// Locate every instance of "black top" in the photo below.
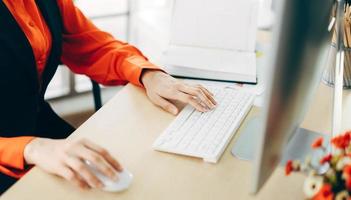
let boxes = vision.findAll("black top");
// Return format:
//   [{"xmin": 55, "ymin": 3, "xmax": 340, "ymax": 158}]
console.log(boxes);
[
  {"xmin": 0, "ymin": 0, "xmax": 74, "ymax": 138},
  {"xmin": 0, "ymin": 0, "xmax": 76, "ymax": 193}
]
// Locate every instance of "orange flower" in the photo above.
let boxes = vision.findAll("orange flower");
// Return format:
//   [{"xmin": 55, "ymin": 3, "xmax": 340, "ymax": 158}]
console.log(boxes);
[
  {"xmin": 342, "ymin": 165, "xmax": 351, "ymax": 191},
  {"xmin": 345, "ymin": 178, "xmax": 351, "ymax": 190},
  {"xmin": 312, "ymin": 137, "xmax": 324, "ymax": 149},
  {"xmin": 285, "ymin": 160, "xmax": 293, "ymax": 176},
  {"xmin": 343, "ymin": 165, "xmax": 351, "ymax": 180},
  {"xmin": 312, "ymin": 184, "xmax": 334, "ymax": 200},
  {"xmin": 331, "ymin": 134, "xmax": 351, "ymax": 149},
  {"xmin": 320, "ymin": 154, "xmax": 332, "ymax": 164}
]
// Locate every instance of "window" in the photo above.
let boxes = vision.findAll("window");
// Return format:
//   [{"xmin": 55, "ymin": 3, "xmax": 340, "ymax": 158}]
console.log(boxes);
[
  {"xmin": 128, "ymin": 0, "xmax": 173, "ymax": 63},
  {"xmin": 45, "ymin": 66, "xmax": 70, "ymax": 99},
  {"xmin": 45, "ymin": 0, "xmax": 129, "ymax": 99}
]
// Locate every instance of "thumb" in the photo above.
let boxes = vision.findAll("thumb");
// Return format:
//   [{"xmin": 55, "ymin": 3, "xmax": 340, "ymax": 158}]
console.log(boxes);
[{"xmin": 152, "ymin": 95, "xmax": 178, "ymax": 115}]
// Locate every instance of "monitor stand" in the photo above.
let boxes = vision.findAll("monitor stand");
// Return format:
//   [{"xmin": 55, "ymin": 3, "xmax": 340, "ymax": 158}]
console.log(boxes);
[{"xmin": 231, "ymin": 116, "xmax": 330, "ymax": 167}]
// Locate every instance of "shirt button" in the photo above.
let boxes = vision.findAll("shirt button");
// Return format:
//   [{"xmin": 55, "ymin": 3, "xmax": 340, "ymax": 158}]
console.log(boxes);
[{"xmin": 29, "ymin": 21, "xmax": 35, "ymax": 27}]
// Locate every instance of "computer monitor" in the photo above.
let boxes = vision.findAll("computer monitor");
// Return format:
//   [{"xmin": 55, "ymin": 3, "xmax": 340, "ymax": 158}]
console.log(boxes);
[{"xmin": 231, "ymin": 0, "xmax": 334, "ymax": 194}]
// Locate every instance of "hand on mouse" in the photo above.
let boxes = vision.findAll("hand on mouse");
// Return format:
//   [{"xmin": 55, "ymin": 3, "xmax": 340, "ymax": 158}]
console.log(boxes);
[{"xmin": 24, "ymin": 137, "xmax": 123, "ymax": 189}]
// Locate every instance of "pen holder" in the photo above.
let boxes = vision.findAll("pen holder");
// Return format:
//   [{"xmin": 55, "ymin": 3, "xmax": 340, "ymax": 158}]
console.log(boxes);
[{"xmin": 322, "ymin": 43, "xmax": 351, "ymax": 89}]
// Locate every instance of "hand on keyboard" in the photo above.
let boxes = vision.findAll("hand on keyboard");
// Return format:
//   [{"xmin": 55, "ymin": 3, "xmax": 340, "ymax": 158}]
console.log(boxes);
[
  {"xmin": 141, "ymin": 71, "xmax": 217, "ymax": 115},
  {"xmin": 153, "ymin": 87, "xmax": 255, "ymax": 163}
]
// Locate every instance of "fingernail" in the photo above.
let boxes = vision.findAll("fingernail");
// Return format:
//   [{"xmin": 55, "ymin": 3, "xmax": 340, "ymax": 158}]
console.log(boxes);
[{"xmin": 171, "ymin": 108, "xmax": 178, "ymax": 115}]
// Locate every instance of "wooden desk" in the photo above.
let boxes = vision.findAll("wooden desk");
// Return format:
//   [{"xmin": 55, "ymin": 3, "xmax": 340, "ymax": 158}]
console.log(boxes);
[{"xmin": 1, "ymin": 83, "xmax": 350, "ymax": 200}]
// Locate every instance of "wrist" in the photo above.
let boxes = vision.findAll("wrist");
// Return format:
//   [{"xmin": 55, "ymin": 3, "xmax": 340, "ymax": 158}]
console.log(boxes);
[
  {"xmin": 141, "ymin": 69, "xmax": 163, "ymax": 87},
  {"xmin": 24, "ymin": 138, "xmax": 40, "ymax": 165}
]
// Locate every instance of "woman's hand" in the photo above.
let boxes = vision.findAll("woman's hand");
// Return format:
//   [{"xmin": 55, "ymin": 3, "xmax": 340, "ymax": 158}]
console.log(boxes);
[
  {"xmin": 141, "ymin": 70, "xmax": 217, "ymax": 115},
  {"xmin": 24, "ymin": 138, "xmax": 122, "ymax": 189}
]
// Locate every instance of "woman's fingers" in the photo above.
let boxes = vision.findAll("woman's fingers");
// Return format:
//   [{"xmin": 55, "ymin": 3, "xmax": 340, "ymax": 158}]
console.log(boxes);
[
  {"xmin": 76, "ymin": 145, "xmax": 118, "ymax": 181},
  {"xmin": 199, "ymin": 85, "xmax": 214, "ymax": 97},
  {"xmin": 152, "ymin": 94, "xmax": 179, "ymax": 115},
  {"xmin": 196, "ymin": 85, "xmax": 217, "ymax": 105},
  {"xmin": 58, "ymin": 165, "xmax": 90, "ymax": 189},
  {"xmin": 63, "ymin": 139, "xmax": 124, "ymax": 188},
  {"xmin": 65, "ymin": 156, "xmax": 103, "ymax": 188},
  {"xmin": 175, "ymin": 92, "xmax": 208, "ymax": 112},
  {"xmin": 82, "ymin": 139, "xmax": 123, "ymax": 172},
  {"xmin": 177, "ymin": 84, "xmax": 216, "ymax": 110}
]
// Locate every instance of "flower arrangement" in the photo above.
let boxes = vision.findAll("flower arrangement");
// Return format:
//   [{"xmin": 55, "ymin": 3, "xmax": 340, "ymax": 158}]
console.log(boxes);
[{"xmin": 286, "ymin": 131, "xmax": 351, "ymax": 200}]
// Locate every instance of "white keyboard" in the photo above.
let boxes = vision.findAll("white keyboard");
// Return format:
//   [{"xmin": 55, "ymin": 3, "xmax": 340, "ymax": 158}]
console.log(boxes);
[{"xmin": 153, "ymin": 87, "xmax": 255, "ymax": 163}]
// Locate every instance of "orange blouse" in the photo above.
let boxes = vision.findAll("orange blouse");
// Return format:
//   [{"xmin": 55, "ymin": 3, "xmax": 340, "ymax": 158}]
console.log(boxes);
[{"xmin": 0, "ymin": 0, "xmax": 159, "ymax": 178}]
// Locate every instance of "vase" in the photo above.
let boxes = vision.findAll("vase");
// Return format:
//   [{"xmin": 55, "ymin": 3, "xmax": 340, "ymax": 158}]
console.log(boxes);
[{"xmin": 322, "ymin": 43, "xmax": 351, "ymax": 89}]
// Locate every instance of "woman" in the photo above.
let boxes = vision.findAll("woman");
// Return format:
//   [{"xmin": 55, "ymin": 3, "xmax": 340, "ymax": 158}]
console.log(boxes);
[{"xmin": 0, "ymin": 0, "xmax": 216, "ymax": 193}]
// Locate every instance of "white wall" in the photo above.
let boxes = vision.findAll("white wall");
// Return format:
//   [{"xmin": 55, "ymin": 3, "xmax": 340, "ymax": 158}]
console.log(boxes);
[{"xmin": 128, "ymin": 0, "xmax": 173, "ymax": 65}]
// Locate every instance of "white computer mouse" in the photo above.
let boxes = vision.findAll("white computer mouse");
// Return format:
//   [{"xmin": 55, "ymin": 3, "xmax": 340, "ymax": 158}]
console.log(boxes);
[{"xmin": 85, "ymin": 161, "xmax": 133, "ymax": 192}]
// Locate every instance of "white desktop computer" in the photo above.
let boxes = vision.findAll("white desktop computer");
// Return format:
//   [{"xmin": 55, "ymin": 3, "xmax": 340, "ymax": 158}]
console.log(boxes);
[
  {"xmin": 152, "ymin": 0, "xmax": 336, "ymax": 194},
  {"xmin": 231, "ymin": 0, "xmax": 334, "ymax": 193}
]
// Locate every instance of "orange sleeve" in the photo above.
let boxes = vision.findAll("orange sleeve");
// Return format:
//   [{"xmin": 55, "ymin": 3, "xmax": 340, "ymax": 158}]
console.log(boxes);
[
  {"xmin": 0, "ymin": 137, "xmax": 35, "ymax": 178},
  {"xmin": 57, "ymin": 0, "xmax": 160, "ymax": 87}
]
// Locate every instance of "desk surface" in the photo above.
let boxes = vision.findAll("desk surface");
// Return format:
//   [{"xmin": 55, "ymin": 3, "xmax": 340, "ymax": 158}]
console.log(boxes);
[{"xmin": 1, "ymin": 82, "xmax": 351, "ymax": 200}]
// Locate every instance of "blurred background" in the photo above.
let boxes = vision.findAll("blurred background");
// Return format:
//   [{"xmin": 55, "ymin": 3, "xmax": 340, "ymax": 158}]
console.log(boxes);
[
  {"xmin": 48, "ymin": 0, "xmax": 176, "ymax": 128},
  {"xmin": 49, "ymin": 0, "xmax": 273, "ymax": 128}
]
